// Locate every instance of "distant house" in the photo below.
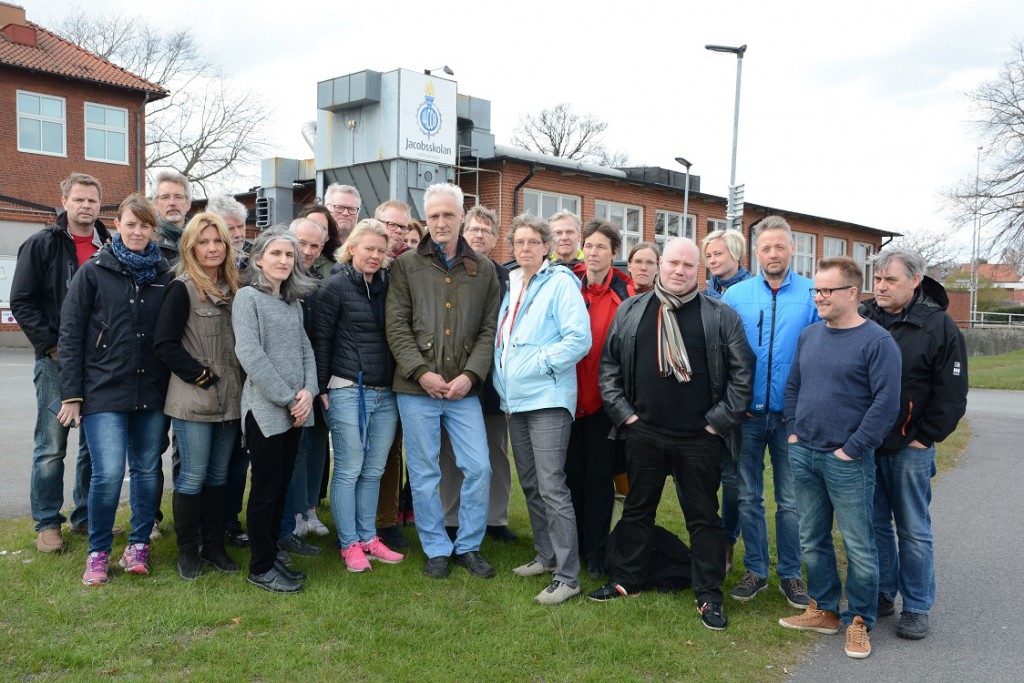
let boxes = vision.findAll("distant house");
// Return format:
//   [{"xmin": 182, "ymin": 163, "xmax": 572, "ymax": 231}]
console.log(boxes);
[{"xmin": 0, "ymin": 1, "xmax": 166, "ymax": 336}]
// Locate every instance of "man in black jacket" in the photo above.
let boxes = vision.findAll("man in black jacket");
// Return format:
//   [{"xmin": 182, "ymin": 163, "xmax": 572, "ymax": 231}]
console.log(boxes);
[
  {"xmin": 588, "ymin": 238, "xmax": 753, "ymax": 632},
  {"xmin": 861, "ymin": 248, "xmax": 968, "ymax": 641},
  {"xmin": 11, "ymin": 173, "xmax": 110, "ymax": 553}
]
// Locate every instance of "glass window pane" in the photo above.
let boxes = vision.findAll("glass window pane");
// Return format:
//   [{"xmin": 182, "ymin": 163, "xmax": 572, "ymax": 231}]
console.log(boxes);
[
  {"xmin": 668, "ymin": 213, "xmax": 680, "ymax": 235},
  {"xmin": 19, "ymin": 117, "xmax": 40, "ymax": 149},
  {"xmin": 86, "ymin": 128, "xmax": 105, "ymax": 158},
  {"xmin": 524, "ymin": 193, "xmax": 538, "ymax": 217},
  {"xmin": 86, "ymin": 104, "xmax": 105, "ymax": 125},
  {"xmin": 565, "ymin": 198, "xmax": 578, "ymax": 214},
  {"xmin": 626, "ymin": 208, "xmax": 639, "ymax": 232},
  {"xmin": 107, "ymin": 108, "xmax": 126, "ymax": 129},
  {"xmin": 655, "ymin": 212, "xmax": 665, "ymax": 235},
  {"xmin": 41, "ymin": 121, "xmax": 63, "ymax": 153},
  {"xmin": 41, "ymin": 97, "xmax": 62, "ymax": 119},
  {"xmin": 542, "ymin": 195, "xmax": 557, "ymax": 218},
  {"xmin": 595, "ymin": 202, "xmax": 608, "ymax": 219},
  {"xmin": 107, "ymin": 132, "xmax": 126, "ymax": 161},
  {"xmin": 611, "ymin": 205, "xmax": 624, "ymax": 228},
  {"xmin": 18, "ymin": 93, "xmax": 39, "ymax": 115}
]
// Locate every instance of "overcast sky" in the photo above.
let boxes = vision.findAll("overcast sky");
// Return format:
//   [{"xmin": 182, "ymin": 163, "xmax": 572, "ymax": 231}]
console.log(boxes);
[{"xmin": 30, "ymin": 0, "xmax": 1024, "ymax": 256}]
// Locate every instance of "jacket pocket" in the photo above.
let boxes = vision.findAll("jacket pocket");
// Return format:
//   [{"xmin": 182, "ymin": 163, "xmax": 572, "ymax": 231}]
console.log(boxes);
[{"xmin": 94, "ymin": 319, "xmax": 110, "ymax": 352}]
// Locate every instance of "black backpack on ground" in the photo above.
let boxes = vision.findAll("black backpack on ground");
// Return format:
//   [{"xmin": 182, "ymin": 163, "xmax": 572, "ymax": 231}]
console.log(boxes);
[{"xmin": 605, "ymin": 524, "xmax": 692, "ymax": 592}]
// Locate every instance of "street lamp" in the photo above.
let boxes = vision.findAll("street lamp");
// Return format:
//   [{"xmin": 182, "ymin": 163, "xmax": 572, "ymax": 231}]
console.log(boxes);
[
  {"xmin": 424, "ymin": 65, "xmax": 455, "ymax": 76},
  {"xmin": 705, "ymin": 43, "xmax": 747, "ymax": 228},
  {"xmin": 675, "ymin": 156, "xmax": 692, "ymax": 236},
  {"xmin": 970, "ymin": 145, "xmax": 983, "ymax": 325}
]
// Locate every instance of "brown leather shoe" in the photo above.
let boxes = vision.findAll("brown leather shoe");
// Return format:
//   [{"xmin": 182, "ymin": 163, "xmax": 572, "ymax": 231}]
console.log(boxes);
[
  {"xmin": 36, "ymin": 527, "xmax": 65, "ymax": 553},
  {"xmin": 778, "ymin": 599, "xmax": 840, "ymax": 634},
  {"xmin": 845, "ymin": 616, "xmax": 872, "ymax": 658}
]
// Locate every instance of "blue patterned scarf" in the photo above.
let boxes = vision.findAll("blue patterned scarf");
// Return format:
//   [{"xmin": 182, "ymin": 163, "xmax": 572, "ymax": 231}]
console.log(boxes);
[
  {"xmin": 706, "ymin": 266, "xmax": 751, "ymax": 299},
  {"xmin": 110, "ymin": 234, "xmax": 162, "ymax": 285}
]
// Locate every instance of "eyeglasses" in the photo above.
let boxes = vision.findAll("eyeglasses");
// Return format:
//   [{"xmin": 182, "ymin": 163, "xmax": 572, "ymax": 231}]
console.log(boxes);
[
  {"xmin": 465, "ymin": 227, "xmax": 494, "ymax": 236},
  {"xmin": 157, "ymin": 194, "xmax": 187, "ymax": 202},
  {"xmin": 513, "ymin": 240, "xmax": 544, "ymax": 250},
  {"xmin": 328, "ymin": 204, "xmax": 359, "ymax": 215},
  {"xmin": 810, "ymin": 285, "xmax": 854, "ymax": 298},
  {"xmin": 382, "ymin": 220, "xmax": 409, "ymax": 233}
]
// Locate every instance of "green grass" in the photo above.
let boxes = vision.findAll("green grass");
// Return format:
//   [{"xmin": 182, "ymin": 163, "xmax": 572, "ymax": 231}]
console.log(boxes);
[
  {"xmin": 968, "ymin": 348, "xmax": 1024, "ymax": 390},
  {"xmin": 0, "ymin": 421, "xmax": 976, "ymax": 682}
]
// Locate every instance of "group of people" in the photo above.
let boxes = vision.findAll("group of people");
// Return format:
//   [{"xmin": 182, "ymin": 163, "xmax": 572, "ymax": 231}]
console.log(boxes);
[{"xmin": 13, "ymin": 172, "xmax": 968, "ymax": 659}]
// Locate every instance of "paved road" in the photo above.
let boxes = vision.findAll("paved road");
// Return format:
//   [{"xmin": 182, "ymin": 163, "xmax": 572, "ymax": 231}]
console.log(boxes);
[{"xmin": 789, "ymin": 388, "xmax": 1022, "ymax": 682}]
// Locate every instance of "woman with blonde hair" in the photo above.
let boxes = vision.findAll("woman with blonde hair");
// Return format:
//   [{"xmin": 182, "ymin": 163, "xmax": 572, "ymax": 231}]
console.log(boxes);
[{"xmin": 155, "ymin": 213, "xmax": 244, "ymax": 581}]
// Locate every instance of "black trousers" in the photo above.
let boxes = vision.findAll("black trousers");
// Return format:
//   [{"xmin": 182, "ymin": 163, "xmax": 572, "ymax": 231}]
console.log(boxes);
[
  {"xmin": 565, "ymin": 410, "xmax": 618, "ymax": 564},
  {"xmin": 245, "ymin": 412, "xmax": 301, "ymax": 575},
  {"xmin": 611, "ymin": 426, "xmax": 725, "ymax": 603}
]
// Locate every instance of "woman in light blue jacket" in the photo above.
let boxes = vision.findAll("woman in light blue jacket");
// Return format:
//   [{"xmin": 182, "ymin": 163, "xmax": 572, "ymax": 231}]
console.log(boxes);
[{"xmin": 495, "ymin": 213, "xmax": 591, "ymax": 605}]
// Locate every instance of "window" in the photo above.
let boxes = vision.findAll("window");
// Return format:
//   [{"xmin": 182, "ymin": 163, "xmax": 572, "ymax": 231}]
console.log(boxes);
[
  {"xmin": 792, "ymin": 232, "xmax": 816, "ymax": 278},
  {"xmin": 84, "ymin": 103, "xmax": 128, "ymax": 164},
  {"xmin": 17, "ymin": 91, "xmax": 65, "ymax": 156},
  {"xmin": 707, "ymin": 218, "xmax": 728, "ymax": 233},
  {"xmin": 824, "ymin": 236, "xmax": 846, "ymax": 258},
  {"xmin": 523, "ymin": 190, "xmax": 579, "ymax": 219},
  {"xmin": 595, "ymin": 200, "xmax": 643, "ymax": 259},
  {"xmin": 655, "ymin": 210, "xmax": 694, "ymax": 250},
  {"xmin": 853, "ymin": 242, "xmax": 874, "ymax": 292}
]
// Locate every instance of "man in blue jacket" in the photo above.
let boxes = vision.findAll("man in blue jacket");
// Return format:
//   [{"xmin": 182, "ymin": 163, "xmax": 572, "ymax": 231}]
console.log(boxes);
[{"xmin": 722, "ymin": 216, "xmax": 817, "ymax": 609}]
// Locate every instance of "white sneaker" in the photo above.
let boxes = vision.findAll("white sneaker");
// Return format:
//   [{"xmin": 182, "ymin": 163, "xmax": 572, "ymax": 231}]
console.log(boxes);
[
  {"xmin": 534, "ymin": 580, "xmax": 581, "ymax": 605},
  {"xmin": 513, "ymin": 559, "xmax": 555, "ymax": 577},
  {"xmin": 306, "ymin": 508, "xmax": 330, "ymax": 536},
  {"xmin": 149, "ymin": 524, "xmax": 162, "ymax": 541},
  {"xmin": 293, "ymin": 513, "xmax": 308, "ymax": 538}
]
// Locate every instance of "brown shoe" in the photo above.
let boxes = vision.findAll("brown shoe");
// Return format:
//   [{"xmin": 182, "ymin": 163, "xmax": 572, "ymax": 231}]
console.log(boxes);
[
  {"xmin": 36, "ymin": 527, "xmax": 65, "ymax": 553},
  {"xmin": 778, "ymin": 599, "xmax": 839, "ymax": 634},
  {"xmin": 845, "ymin": 616, "xmax": 871, "ymax": 658}
]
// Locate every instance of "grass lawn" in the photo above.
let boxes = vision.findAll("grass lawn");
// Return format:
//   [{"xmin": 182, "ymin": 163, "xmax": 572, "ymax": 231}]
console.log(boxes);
[
  {"xmin": 0, "ymin": 422, "xmax": 973, "ymax": 682},
  {"xmin": 967, "ymin": 348, "xmax": 1024, "ymax": 390}
]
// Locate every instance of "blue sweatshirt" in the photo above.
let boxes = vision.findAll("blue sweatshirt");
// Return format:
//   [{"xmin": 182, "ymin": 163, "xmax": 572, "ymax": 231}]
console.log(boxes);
[{"xmin": 784, "ymin": 319, "xmax": 902, "ymax": 458}]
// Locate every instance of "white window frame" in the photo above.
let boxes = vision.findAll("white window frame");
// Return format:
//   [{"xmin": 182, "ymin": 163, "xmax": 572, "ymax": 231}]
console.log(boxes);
[
  {"xmin": 16, "ymin": 90, "xmax": 66, "ymax": 157},
  {"xmin": 853, "ymin": 241, "xmax": 874, "ymax": 293},
  {"xmin": 595, "ymin": 200, "xmax": 643, "ymax": 259},
  {"xmin": 84, "ymin": 102, "xmax": 129, "ymax": 165},
  {"xmin": 523, "ymin": 189, "xmax": 580, "ymax": 219},
  {"xmin": 655, "ymin": 209, "xmax": 695, "ymax": 250},
  {"xmin": 792, "ymin": 232, "xmax": 816, "ymax": 279},
  {"xmin": 707, "ymin": 218, "xmax": 728, "ymax": 233},
  {"xmin": 824, "ymin": 236, "xmax": 846, "ymax": 258}
]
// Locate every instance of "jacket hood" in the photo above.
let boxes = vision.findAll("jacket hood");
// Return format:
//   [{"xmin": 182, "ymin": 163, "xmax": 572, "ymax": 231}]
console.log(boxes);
[{"xmin": 862, "ymin": 275, "xmax": 950, "ymax": 327}]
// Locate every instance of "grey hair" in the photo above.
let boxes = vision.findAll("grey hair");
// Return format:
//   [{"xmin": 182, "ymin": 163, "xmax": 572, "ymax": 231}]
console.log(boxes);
[
  {"xmin": 873, "ymin": 247, "xmax": 926, "ymax": 279},
  {"xmin": 151, "ymin": 170, "xmax": 192, "ymax": 202},
  {"xmin": 324, "ymin": 183, "xmax": 361, "ymax": 208},
  {"xmin": 506, "ymin": 213, "xmax": 552, "ymax": 254},
  {"xmin": 423, "ymin": 183, "xmax": 465, "ymax": 210},
  {"xmin": 547, "ymin": 209, "xmax": 581, "ymax": 233},
  {"xmin": 289, "ymin": 216, "xmax": 326, "ymax": 243},
  {"xmin": 701, "ymin": 229, "xmax": 746, "ymax": 263},
  {"xmin": 465, "ymin": 205, "xmax": 499, "ymax": 236},
  {"xmin": 248, "ymin": 226, "xmax": 318, "ymax": 303},
  {"xmin": 753, "ymin": 215, "xmax": 793, "ymax": 244},
  {"xmin": 205, "ymin": 194, "xmax": 248, "ymax": 224}
]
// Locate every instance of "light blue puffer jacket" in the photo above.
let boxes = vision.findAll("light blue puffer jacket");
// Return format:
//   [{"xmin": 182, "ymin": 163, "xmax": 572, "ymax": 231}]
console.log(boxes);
[
  {"xmin": 493, "ymin": 262, "xmax": 591, "ymax": 415},
  {"xmin": 722, "ymin": 269, "xmax": 819, "ymax": 414}
]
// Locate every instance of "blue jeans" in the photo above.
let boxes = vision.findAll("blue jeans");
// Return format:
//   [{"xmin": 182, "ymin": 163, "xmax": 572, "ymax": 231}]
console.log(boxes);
[
  {"xmin": 279, "ymin": 409, "xmax": 330, "ymax": 541},
  {"xmin": 31, "ymin": 356, "xmax": 91, "ymax": 532},
  {"xmin": 328, "ymin": 387, "xmax": 398, "ymax": 548},
  {"xmin": 790, "ymin": 442, "xmax": 878, "ymax": 628},
  {"xmin": 82, "ymin": 410, "xmax": 168, "ymax": 553},
  {"xmin": 874, "ymin": 444, "xmax": 936, "ymax": 615},
  {"xmin": 397, "ymin": 393, "xmax": 490, "ymax": 558},
  {"xmin": 737, "ymin": 413, "xmax": 802, "ymax": 579},
  {"xmin": 676, "ymin": 446, "xmax": 739, "ymax": 544},
  {"xmin": 171, "ymin": 418, "xmax": 240, "ymax": 495}
]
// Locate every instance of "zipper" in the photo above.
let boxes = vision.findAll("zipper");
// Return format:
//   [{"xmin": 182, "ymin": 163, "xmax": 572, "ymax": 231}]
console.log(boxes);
[
  {"xmin": 901, "ymin": 400, "xmax": 913, "ymax": 436},
  {"xmin": 764, "ymin": 290, "xmax": 778, "ymax": 423}
]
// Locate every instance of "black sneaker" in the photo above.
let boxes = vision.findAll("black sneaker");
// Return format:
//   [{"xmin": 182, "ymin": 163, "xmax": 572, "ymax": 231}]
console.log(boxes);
[
  {"xmin": 896, "ymin": 611, "xmax": 929, "ymax": 640},
  {"xmin": 730, "ymin": 572, "xmax": 767, "ymax": 601},
  {"xmin": 274, "ymin": 559, "xmax": 306, "ymax": 582},
  {"xmin": 487, "ymin": 525, "xmax": 518, "ymax": 543},
  {"xmin": 587, "ymin": 582, "xmax": 640, "ymax": 602},
  {"xmin": 453, "ymin": 551, "xmax": 496, "ymax": 579},
  {"xmin": 697, "ymin": 601, "xmax": 728, "ymax": 630},
  {"xmin": 878, "ymin": 593, "xmax": 896, "ymax": 617},
  {"xmin": 247, "ymin": 566, "xmax": 302, "ymax": 594},
  {"xmin": 276, "ymin": 550, "xmax": 293, "ymax": 566},
  {"xmin": 377, "ymin": 524, "xmax": 410, "ymax": 549},
  {"xmin": 279, "ymin": 534, "xmax": 323, "ymax": 557},
  {"xmin": 779, "ymin": 577, "xmax": 810, "ymax": 609},
  {"xmin": 225, "ymin": 523, "xmax": 249, "ymax": 548},
  {"xmin": 423, "ymin": 555, "xmax": 451, "ymax": 579}
]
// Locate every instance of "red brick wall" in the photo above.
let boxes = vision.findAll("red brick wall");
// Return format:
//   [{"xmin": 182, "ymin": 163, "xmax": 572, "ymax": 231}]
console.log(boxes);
[{"xmin": 946, "ymin": 290, "xmax": 970, "ymax": 328}]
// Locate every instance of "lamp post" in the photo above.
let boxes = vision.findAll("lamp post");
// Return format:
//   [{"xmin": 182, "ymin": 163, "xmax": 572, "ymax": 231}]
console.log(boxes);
[
  {"xmin": 970, "ymin": 145, "xmax": 983, "ymax": 326},
  {"xmin": 424, "ymin": 65, "xmax": 455, "ymax": 76},
  {"xmin": 674, "ymin": 156, "xmax": 692, "ymax": 237},
  {"xmin": 705, "ymin": 44, "xmax": 747, "ymax": 228}
]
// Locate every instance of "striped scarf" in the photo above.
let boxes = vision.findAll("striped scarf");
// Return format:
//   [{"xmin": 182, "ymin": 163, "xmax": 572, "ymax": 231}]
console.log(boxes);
[{"xmin": 653, "ymin": 277, "xmax": 700, "ymax": 382}]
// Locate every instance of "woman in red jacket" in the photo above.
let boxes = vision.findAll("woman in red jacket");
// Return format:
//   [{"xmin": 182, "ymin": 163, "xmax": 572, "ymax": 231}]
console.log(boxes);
[{"xmin": 567, "ymin": 218, "xmax": 634, "ymax": 580}]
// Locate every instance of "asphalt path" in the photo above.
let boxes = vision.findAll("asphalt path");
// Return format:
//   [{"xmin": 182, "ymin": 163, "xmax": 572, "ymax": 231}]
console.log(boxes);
[{"xmin": 789, "ymin": 388, "xmax": 1022, "ymax": 682}]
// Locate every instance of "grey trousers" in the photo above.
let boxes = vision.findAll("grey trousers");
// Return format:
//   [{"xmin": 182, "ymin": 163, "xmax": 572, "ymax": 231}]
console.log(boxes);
[
  {"xmin": 439, "ymin": 413, "xmax": 512, "ymax": 527},
  {"xmin": 508, "ymin": 408, "xmax": 579, "ymax": 587}
]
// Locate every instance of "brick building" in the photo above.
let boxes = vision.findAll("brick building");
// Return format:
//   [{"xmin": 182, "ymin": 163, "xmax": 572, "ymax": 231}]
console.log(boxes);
[{"xmin": 0, "ymin": 1, "xmax": 166, "ymax": 334}]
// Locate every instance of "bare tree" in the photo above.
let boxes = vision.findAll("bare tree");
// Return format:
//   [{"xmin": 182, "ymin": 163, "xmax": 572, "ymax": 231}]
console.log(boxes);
[
  {"xmin": 53, "ymin": 7, "xmax": 271, "ymax": 192},
  {"xmin": 891, "ymin": 227, "xmax": 962, "ymax": 268},
  {"xmin": 946, "ymin": 39, "xmax": 1024, "ymax": 251},
  {"xmin": 511, "ymin": 103, "xmax": 629, "ymax": 166}
]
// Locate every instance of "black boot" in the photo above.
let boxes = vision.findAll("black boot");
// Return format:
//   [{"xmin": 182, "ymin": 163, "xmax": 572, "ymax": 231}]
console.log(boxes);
[
  {"xmin": 199, "ymin": 486, "xmax": 240, "ymax": 573},
  {"xmin": 173, "ymin": 491, "xmax": 203, "ymax": 581}
]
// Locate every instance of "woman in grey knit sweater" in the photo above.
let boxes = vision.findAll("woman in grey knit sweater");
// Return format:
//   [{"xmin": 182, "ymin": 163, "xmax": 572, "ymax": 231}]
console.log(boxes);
[{"xmin": 232, "ymin": 226, "xmax": 318, "ymax": 594}]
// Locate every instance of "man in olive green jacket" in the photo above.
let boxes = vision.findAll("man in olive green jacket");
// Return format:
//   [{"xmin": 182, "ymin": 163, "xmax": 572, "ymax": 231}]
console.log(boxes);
[{"xmin": 386, "ymin": 183, "xmax": 500, "ymax": 580}]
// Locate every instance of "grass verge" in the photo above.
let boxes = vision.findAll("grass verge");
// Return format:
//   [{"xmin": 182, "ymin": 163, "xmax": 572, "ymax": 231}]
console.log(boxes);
[{"xmin": 968, "ymin": 348, "xmax": 1024, "ymax": 390}]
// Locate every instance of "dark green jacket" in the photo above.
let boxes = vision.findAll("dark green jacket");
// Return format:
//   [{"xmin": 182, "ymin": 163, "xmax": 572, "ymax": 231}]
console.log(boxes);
[{"xmin": 385, "ymin": 235, "xmax": 500, "ymax": 396}]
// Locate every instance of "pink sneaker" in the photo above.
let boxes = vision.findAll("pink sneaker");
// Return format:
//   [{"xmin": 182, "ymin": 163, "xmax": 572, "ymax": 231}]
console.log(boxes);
[
  {"xmin": 82, "ymin": 551, "xmax": 110, "ymax": 586},
  {"xmin": 361, "ymin": 536, "xmax": 404, "ymax": 564},
  {"xmin": 119, "ymin": 543, "xmax": 151, "ymax": 575},
  {"xmin": 341, "ymin": 543, "xmax": 372, "ymax": 573}
]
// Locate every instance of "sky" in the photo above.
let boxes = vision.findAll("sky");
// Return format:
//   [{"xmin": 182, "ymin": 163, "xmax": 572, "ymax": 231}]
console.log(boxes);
[{"xmin": 28, "ymin": 0, "xmax": 1024, "ymax": 258}]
